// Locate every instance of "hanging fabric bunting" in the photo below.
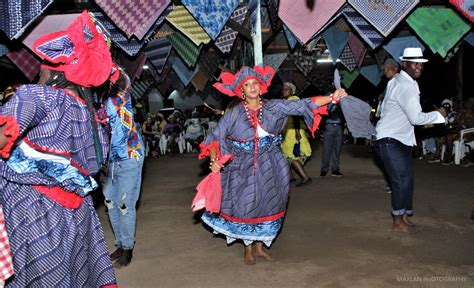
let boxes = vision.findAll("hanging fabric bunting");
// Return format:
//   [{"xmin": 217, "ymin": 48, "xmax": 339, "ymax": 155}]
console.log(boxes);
[
  {"xmin": 340, "ymin": 69, "xmax": 360, "ymax": 89},
  {"xmin": 289, "ymin": 47, "xmax": 319, "ymax": 76},
  {"xmin": 341, "ymin": 5, "xmax": 384, "ymax": 49},
  {"xmin": 348, "ymin": 34, "xmax": 367, "ymax": 68},
  {"xmin": 248, "ymin": 0, "xmax": 259, "ymax": 33},
  {"xmin": 360, "ymin": 65, "xmax": 382, "ymax": 87},
  {"xmin": 322, "ymin": 26, "xmax": 350, "ymax": 63},
  {"xmin": 132, "ymin": 79, "xmax": 154, "ymax": 99},
  {"xmin": 95, "ymin": 0, "xmax": 171, "ymax": 40},
  {"xmin": 198, "ymin": 51, "xmax": 222, "ymax": 79},
  {"xmin": 191, "ymin": 70, "xmax": 209, "ymax": 92},
  {"xmin": 215, "ymin": 6, "xmax": 248, "ymax": 54},
  {"xmin": 449, "ymin": 0, "xmax": 474, "ymax": 23},
  {"xmin": 145, "ymin": 38, "xmax": 172, "ymax": 74},
  {"xmin": 278, "ymin": 0, "xmax": 346, "ymax": 44},
  {"xmin": 264, "ymin": 53, "xmax": 288, "ymax": 70},
  {"xmin": 0, "ymin": 44, "xmax": 9, "ymax": 57},
  {"xmin": 383, "ymin": 36, "xmax": 425, "ymax": 65},
  {"xmin": 266, "ymin": 0, "xmax": 281, "ymax": 31},
  {"xmin": 153, "ymin": 23, "xmax": 175, "ymax": 39},
  {"xmin": 406, "ymin": 7, "xmax": 471, "ymax": 58},
  {"xmin": 292, "ymin": 72, "xmax": 307, "ymax": 91},
  {"xmin": 169, "ymin": 54, "xmax": 200, "ymax": 87},
  {"xmin": 339, "ymin": 45, "xmax": 357, "ymax": 71},
  {"xmin": 304, "ymin": 36, "xmax": 321, "ymax": 52},
  {"xmin": 166, "ymin": 5, "xmax": 211, "ymax": 46},
  {"xmin": 180, "ymin": 0, "xmax": 240, "ymax": 40},
  {"xmin": 6, "ymin": 48, "xmax": 40, "ymax": 81},
  {"xmin": 465, "ymin": 32, "xmax": 474, "ymax": 46},
  {"xmin": 91, "ymin": 7, "xmax": 172, "ymax": 57},
  {"xmin": 348, "ymin": 0, "xmax": 419, "ymax": 37},
  {"xmin": 117, "ymin": 51, "xmax": 147, "ymax": 81},
  {"xmin": 0, "ymin": 0, "xmax": 54, "ymax": 39},
  {"xmin": 166, "ymin": 31, "xmax": 202, "ymax": 67},
  {"xmin": 283, "ymin": 25, "xmax": 299, "ymax": 50}
]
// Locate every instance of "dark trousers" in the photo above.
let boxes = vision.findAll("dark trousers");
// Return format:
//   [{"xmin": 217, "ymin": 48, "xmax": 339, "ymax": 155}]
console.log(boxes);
[
  {"xmin": 374, "ymin": 138, "xmax": 414, "ymax": 216},
  {"xmin": 321, "ymin": 123, "xmax": 344, "ymax": 173}
]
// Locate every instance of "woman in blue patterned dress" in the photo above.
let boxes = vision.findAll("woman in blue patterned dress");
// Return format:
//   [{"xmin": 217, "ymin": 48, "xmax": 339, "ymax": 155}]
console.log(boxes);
[
  {"xmin": 0, "ymin": 12, "xmax": 117, "ymax": 287},
  {"xmin": 199, "ymin": 66, "xmax": 347, "ymax": 264}
]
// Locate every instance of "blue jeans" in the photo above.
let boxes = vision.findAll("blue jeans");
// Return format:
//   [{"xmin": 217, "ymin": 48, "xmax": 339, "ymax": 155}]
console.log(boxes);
[
  {"xmin": 374, "ymin": 138, "xmax": 414, "ymax": 216},
  {"xmin": 321, "ymin": 123, "xmax": 344, "ymax": 173},
  {"xmin": 103, "ymin": 157, "xmax": 144, "ymax": 249}
]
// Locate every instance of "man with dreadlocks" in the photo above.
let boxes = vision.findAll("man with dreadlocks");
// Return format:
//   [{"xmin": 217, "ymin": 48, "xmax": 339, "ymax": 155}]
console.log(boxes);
[{"xmin": 0, "ymin": 11, "xmax": 117, "ymax": 287}]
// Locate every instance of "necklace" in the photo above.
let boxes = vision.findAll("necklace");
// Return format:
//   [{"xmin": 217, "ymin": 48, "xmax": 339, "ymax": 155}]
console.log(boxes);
[{"xmin": 243, "ymin": 99, "xmax": 263, "ymax": 127}]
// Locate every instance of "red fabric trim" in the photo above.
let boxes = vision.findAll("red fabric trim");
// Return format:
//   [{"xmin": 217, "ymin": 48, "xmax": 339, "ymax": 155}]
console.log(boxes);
[
  {"xmin": 63, "ymin": 89, "xmax": 86, "ymax": 105},
  {"xmin": 309, "ymin": 97, "xmax": 329, "ymax": 138},
  {"xmin": 213, "ymin": 66, "xmax": 275, "ymax": 97},
  {"xmin": 0, "ymin": 116, "xmax": 21, "ymax": 159},
  {"xmin": 23, "ymin": 138, "xmax": 90, "ymax": 176},
  {"xmin": 32, "ymin": 185, "xmax": 84, "ymax": 209},
  {"xmin": 220, "ymin": 211, "xmax": 286, "ymax": 223},
  {"xmin": 101, "ymin": 285, "xmax": 118, "ymax": 288},
  {"xmin": 198, "ymin": 140, "xmax": 220, "ymax": 160}
]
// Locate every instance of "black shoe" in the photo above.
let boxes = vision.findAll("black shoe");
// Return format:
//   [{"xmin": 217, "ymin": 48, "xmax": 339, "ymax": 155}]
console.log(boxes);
[
  {"xmin": 331, "ymin": 171, "xmax": 343, "ymax": 177},
  {"xmin": 289, "ymin": 177, "xmax": 296, "ymax": 183},
  {"xmin": 110, "ymin": 248, "xmax": 124, "ymax": 261},
  {"xmin": 114, "ymin": 249, "xmax": 133, "ymax": 268},
  {"xmin": 320, "ymin": 171, "xmax": 327, "ymax": 177},
  {"xmin": 296, "ymin": 178, "xmax": 312, "ymax": 187}
]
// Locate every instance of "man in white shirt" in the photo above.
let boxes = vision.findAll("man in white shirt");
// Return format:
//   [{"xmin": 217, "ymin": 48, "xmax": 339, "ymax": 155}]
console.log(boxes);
[{"xmin": 374, "ymin": 47, "xmax": 446, "ymax": 233}]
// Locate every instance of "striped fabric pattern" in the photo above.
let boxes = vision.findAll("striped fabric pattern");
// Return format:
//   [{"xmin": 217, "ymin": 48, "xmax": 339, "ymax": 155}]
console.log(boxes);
[
  {"xmin": 198, "ymin": 50, "xmax": 222, "ymax": 79},
  {"xmin": 264, "ymin": 53, "xmax": 288, "ymax": 70},
  {"xmin": 0, "ymin": 206, "xmax": 13, "ymax": 283},
  {"xmin": 166, "ymin": 5, "xmax": 211, "ymax": 46},
  {"xmin": 348, "ymin": 0, "xmax": 420, "ymax": 37},
  {"xmin": 166, "ymin": 31, "xmax": 202, "ymax": 67},
  {"xmin": 132, "ymin": 79, "xmax": 154, "ymax": 99},
  {"xmin": 215, "ymin": 6, "xmax": 248, "ymax": 54},
  {"xmin": 449, "ymin": 0, "xmax": 474, "ymax": 22},
  {"xmin": 266, "ymin": 0, "xmax": 281, "ymax": 31},
  {"xmin": 6, "ymin": 48, "xmax": 41, "ymax": 81},
  {"xmin": 181, "ymin": 0, "xmax": 240, "ymax": 40},
  {"xmin": 406, "ymin": 7, "xmax": 471, "ymax": 58},
  {"xmin": 169, "ymin": 54, "xmax": 199, "ymax": 86},
  {"xmin": 0, "ymin": 0, "xmax": 54, "ymax": 39},
  {"xmin": 341, "ymin": 5, "xmax": 384, "ymax": 49},
  {"xmin": 92, "ymin": 8, "xmax": 171, "ymax": 57},
  {"xmin": 278, "ymin": 0, "xmax": 346, "ymax": 44},
  {"xmin": 145, "ymin": 37, "xmax": 172, "ymax": 74},
  {"xmin": 95, "ymin": 0, "xmax": 171, "ymax": 40}
]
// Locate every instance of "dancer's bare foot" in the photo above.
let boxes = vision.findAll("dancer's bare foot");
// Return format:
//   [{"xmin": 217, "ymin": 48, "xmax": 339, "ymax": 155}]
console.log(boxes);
[
  {"xmin": 254, "ymin": 242, "xmax": 274, "ymax": 261},
  {"xmin": 402, "ymin": 215, "xmax": 416, "ymax": 227},
  {"xmin": 244, "ymin": 245, "xmax": 256, "ymax": 265},
  {"xmin": 392, "ymin": 222, "xmax": 412, "ymax": 233}
]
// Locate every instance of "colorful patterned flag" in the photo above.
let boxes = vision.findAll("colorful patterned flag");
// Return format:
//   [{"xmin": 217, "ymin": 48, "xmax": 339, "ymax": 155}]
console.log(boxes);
[
  {"xmin": 92, "ymin": 7, "xmax": 172, "ymax": 56},
  {"xmin": 95, "ymin": 0, "xmax": 171, "ymax": 40},
  {"xmin": 145, "ymin": 38, "xmax": 172, "ymax": 74},
  {"xmin": 198, "ymin": 51, "xmax": 222, "ymax": 79},
  {"xmin": 348, "ymin": 0, "xmax": 420, "ymax": 37},
  {"xmin": 322, "ymin": 26, "xmax": 350, "ymax": 64},
  {"xmin": 166, "ymin": 31, "xmax": 202, "ymax": 67},
  {"xmin": 192, "ymin": 71, "xmax": 209, "ymax": 92},
  {"xmin": 264, "ymin": 53, "xmax": 288, "ymax": 70},
  {"xmin": 169, "ymin": 54, "xmax": 199, "ymax": 87},
  {"xmin": 407, "ymin": 7, "xmax": 471, "ymax": 58},
  {"xmin": 289, "ymin": 47, "xmax": 319, "ymax": 76},
  {"xmin": 340, "ymin": 68, "xmax": 360, "ymax": 89},
  {"xmin": 6, "ymin": 48, "xmax": 41, "ymax": 81},
  {"xmin": 339, "ymin": 44, "xmax": 357, "ymax": 71},
  {"xmin": 383, "ymin": 36, "xmax": 425, "ymax": 65},
  {"xmin": 348, "ymin": 34, "xmax": 367, "ymax": 68},
  {"xmin": 465, "ymin": 32, "xmax": 474, "ymax": 46},
  {"xmin": 117, "ymin": 51, "xmax": 147, "ymax": 81},
  {"xmin": 166, "ymin": 5, "xmax": 211, "ymax": 46},
  {"xmin": 278, "ymin": 0, "xmax": 346, "ymax": 44},
  {"xmin": 283, "ymin": 25, "xmax": 299, "ymax": 50},
  {"xmin": 449, "ymin": 0, "xmax": 474, "ymax": 22},
  {"xmin": 0, "ymin": 0, "xmax": 54, "ymax": 39},
  {"xmin": 266, "ymin": 0, "xmax": 281, "ymax": 31},
  {"xmin": 215, "ymin": 6, "xmax": 248, "ymax": 54},
  {"xmin": 360, "ymin": 65, "xmax": 382, "ymax": 87},
  {"xmin": 341, "ymin": 5, "xmax": 384, "ymax": 49},
  {"xmin": 180, "ymin": 0, "xmax": 240, "ymax": 40}
]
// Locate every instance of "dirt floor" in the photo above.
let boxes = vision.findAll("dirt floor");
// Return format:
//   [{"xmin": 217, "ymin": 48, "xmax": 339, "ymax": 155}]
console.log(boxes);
[{"xmin": 96, "ymin": 143, "xmax": 474, "ymax": 288}]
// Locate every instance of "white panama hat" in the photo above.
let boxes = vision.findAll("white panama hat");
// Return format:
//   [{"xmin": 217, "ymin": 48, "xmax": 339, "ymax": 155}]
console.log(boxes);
[{"xmin": 399, "ymin": 47, "xmax": 428, "ymax": 63}]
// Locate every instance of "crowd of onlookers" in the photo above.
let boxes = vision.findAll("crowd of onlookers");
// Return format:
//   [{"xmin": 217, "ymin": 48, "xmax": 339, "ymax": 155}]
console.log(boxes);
[{"xmin": 138, "ymin": 107, "xmax": 220, "ymax": 157}]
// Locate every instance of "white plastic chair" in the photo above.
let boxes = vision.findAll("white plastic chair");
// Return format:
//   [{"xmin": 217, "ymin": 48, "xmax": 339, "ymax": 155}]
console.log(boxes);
[
  {"xmin": 453, "ymin": 127, "xmax": 474, "ymax": 165},
  {"xmin": 159, "ymin": 134, "xmax": 167, "ymax": 155}
]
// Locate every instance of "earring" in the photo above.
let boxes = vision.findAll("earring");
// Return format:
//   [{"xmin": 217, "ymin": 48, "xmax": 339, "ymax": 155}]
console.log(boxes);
[{"xmin": 241, "ymin": 92, "xmax": 246, "ymax": 100}]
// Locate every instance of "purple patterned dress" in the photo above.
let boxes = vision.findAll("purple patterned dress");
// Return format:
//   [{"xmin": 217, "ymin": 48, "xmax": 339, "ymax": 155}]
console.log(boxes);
[
  {"xmin": 200, "ymin": 98, "xmax": 326, "ymax": 246},
  {"xmin": 0, "ymin": 85, "xmax": 117, "ymax": 287}
]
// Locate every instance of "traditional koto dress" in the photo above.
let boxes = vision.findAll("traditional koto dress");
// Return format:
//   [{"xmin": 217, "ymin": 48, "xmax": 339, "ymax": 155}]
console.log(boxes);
[{"xmin": 199, "ymin": 66, "xmax": 327, "ymax": 246}]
